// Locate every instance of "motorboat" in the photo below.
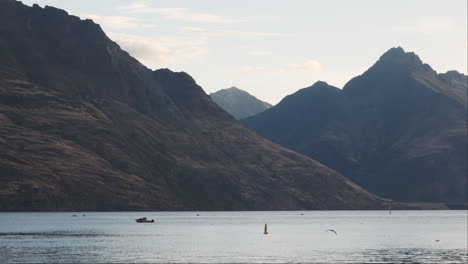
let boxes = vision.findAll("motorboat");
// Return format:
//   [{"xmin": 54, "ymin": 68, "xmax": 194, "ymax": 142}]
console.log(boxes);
[{"xmin": 135, "ymin": 217, "xmax": 154, "ymax": 223}]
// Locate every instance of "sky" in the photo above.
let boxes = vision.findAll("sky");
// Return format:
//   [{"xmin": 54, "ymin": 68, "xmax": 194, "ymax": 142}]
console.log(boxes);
[{"xmin": 22, "ymin": 0, "xmax": 467, "ymax": 104}]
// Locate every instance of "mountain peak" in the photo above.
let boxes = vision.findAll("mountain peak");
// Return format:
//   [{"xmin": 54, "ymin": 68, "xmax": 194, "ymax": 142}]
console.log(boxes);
[
  {"xmin": 212, "ymin": 86, "xmax": 253, "ymax": 97},
  {"xmin": 376, "ymin": 47, "xmax": 423, "ymax": 68},
  {"xmin": 310, "ymin": 81, "xmax": 330, "ymax": 88},
  {"xmin": 210, "ymin": 87, "xmax": 272, "ymax": 119},
  {"xmin": 382, "ymin": 46, "xmax": 406, "ymax": 55},
  {"xmin": 222, "ymin": 86, "xmax": 244, "ymax": 93},
  {"xmin": 441, "ymin": 70, "xmax": 467, "ymax": 80}
]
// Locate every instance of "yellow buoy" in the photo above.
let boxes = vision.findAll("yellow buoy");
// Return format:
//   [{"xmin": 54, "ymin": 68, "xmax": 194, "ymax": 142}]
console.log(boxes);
[{"xmin": 264, "ymin": 223, "xmax": 268, "ymax": 235}]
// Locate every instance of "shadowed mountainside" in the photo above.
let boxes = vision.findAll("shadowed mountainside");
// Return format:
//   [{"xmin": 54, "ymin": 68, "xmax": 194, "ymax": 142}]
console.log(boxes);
[
  {"xmin": 243, "ymin": 47, "xmax": 467, "ymax": 203},
  {"xmin": 210, "ymin": 87, "xmax": 272, "ymax": 119},
  {"xmin": 0, "ymin": 0, "xmax": 392, "ymax": 211}
]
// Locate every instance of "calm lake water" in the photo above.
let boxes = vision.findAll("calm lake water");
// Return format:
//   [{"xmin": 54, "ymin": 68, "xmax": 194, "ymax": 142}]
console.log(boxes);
[{"xmin": 0, "ymin": 210, "xmax": 466, "ymax": 263}]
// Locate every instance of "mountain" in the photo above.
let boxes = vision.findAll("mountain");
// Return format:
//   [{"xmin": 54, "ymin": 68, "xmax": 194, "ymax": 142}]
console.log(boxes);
[
  {"xmin": 243, "ymin": 47, "xmax": 467, "ymax": 203},
  {"xmin": 210, "ymin": 87, "xmax": 272, "ymax": 119},
  {"xmin": 0, "ymin": 0, "xmax": 391, "ymax": 211}
]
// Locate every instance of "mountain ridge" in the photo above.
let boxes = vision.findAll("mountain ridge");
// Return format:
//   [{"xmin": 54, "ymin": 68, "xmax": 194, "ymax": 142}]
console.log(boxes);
[
  {"xmin": 0, "ymin": 0, "xmax": 391, "ymax": 211},
  {"xmin": 243, "ymin": 47, "xmax": 467, "ymax": 203}
]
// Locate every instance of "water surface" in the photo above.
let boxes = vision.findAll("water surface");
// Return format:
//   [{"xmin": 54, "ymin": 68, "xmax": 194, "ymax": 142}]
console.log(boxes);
[{"xmin": 0, "ymin": 210, "xmax": 466, "ymax": 263}]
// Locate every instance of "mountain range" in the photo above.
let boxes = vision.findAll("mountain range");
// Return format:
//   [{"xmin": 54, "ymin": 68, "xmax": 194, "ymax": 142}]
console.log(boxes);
[
  {"xmin": 0, "ymin": 0, "xmax": 391, "ymax": 211},
  {"xmin": 210, "ymin": 87, "xmax": 272, "ymax": 120},
  {"xmin": 243, "ymin": 47, "xmax": 467, "ymax": 204}
]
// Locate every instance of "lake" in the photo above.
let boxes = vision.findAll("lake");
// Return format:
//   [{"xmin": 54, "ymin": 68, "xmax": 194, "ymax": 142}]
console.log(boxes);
[{"xmin": 0, "ymin": 210, "xmax": 466, "ymax": 263}]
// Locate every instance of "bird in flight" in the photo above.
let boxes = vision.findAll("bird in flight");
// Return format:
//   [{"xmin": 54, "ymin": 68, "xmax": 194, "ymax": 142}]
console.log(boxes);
[{"xmin": 326, "ymin": 229, "xmax": 338, "ymax": 235}]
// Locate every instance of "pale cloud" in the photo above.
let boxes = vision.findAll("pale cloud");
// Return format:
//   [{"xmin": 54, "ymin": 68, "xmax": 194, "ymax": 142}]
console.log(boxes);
[
  {"xmin": 175, "ymin": 46, "xmax": 207, "ymax": 58},
  {"xmin": 401, "ymin": 17, "xmax": 458, "ymax": 34},
  {"xmin": 110, "ymin": 33, "xmax": 172, "ymax": 63},
  {"xmin": 179, "ymin": 26, "xmax": 293, "ymax": 37},
  {"xmin": 118, "ymin": 2, "xmax": 146, "ymax": 10},
  {"xmin": 242, "ymin": 16, "xmax": 277, "ymax": 22},
  {"xmin": 117, "ymin": 2, "xmax": 276, "ymax": 23},
  {"xmin": 241, "ymin": 59, "xmax": 321, "ymax": 73},
  {"xmin": 248, "ymin": 50, "xmax": 272, "ymax": 56},
  {"xmin": 280, "ymin": 59, "xmax": 321, "ymax": 72},
  {"xmin": 240, "ymin": 66, "xmax": 267, "ymax": 73},
  {"xmin": 109, "ymin": 33, "xmax": 207, "ymax": 66},
  {"xmin": 118, "ymin": 4, "xmax": 234, "ymax": 23},
  {"xmin": 81, "ymin": 14, "xmax": 155, "ymax": 30}
]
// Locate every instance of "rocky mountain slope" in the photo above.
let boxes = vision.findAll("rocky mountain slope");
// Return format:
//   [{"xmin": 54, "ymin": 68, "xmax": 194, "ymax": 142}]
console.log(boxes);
[
  {"xmin": 210, "ymin": 87, "xmax": 272, "ymax": 119},
  {"xmin": 244, "ymin": 47, "xmax": 467, "ymax": 203},
  {"xmin": 0, "ymin": 0, "xmax": 390, "ymax": 211}
]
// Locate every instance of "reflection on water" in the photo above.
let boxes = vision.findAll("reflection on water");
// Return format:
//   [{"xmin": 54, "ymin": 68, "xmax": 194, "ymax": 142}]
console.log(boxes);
[
  {"xmin": 0, "ymin": 211, "xmax": 466, "ymax": 263},
  {"xmin": 364, "ymin": 248, "xmax": 467, "ymax": 263},
  {"xmin": 0, "ymin": 232, "xmax": 116, "ymax": 238}
]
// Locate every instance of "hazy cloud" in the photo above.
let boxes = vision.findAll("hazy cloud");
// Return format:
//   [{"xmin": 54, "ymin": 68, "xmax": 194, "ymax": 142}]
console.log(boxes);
[
  {"xmin": 248, "ymin": 50, "xmax": 272, "ymax": 56},
  {"xmin": 81, "ymin": 14, "xmax": 156, "ymax": 30},
  {"xmin": 240, "ymin": 66, "xmax": 267, "ymax": 73},
  {"xmin": 117, "ymin": 2, "xmax": 276, "ymax": 23},
  {"xmin": 280, "ymin": 59, "xmax": 321, "ymax": 72},
  {"xmin": 241, "ymin": 59, "xmax": 321, "ymax": 73},
  {"xmin": 401, "ymin": 17, "xmax": 458, "ymax": 34},
  {"xmin": 109, "ymin": 33, "xmax": 207, "ymax": 65},
  {"xmin": 179, "ymin": 26, "xmax": 293, "ymax": 37},
  {"xmin": 117, "ymin": 2, "xmax": 146, "ymax": 10}
]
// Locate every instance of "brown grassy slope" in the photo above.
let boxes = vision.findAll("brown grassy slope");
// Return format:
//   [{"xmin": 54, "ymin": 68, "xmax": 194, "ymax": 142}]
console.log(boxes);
[{"xmin": 0, "ymin": 0, "xmax": 390, "ymax": 211}]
